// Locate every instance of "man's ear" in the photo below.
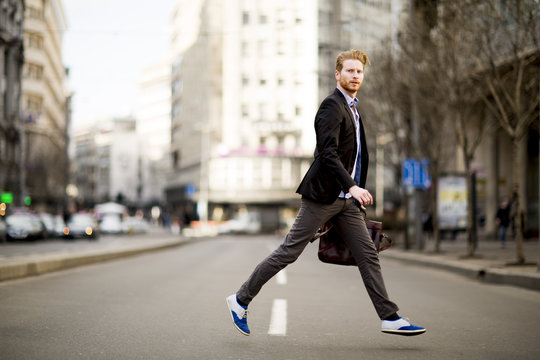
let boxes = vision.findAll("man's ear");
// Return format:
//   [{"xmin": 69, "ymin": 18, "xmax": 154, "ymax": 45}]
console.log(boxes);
[{"xmin": 335, "ymin": 70, "xmax": 340, "ymax": 80}]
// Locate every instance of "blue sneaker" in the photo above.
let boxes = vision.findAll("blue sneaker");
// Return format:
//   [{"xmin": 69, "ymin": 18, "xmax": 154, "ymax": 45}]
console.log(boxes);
[
  {"xmin": 381, "ymin": 317, "xmax": 426, "ymax": 336},
  {"xmin": 226, "ymin": 294, "xmax": 250, "ymax": 336}
]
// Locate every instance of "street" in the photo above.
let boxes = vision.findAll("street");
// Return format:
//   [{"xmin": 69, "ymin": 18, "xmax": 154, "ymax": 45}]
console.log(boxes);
[{"xmin": 1, "ymin": 234, "xmax": 539, "ymax": 360}]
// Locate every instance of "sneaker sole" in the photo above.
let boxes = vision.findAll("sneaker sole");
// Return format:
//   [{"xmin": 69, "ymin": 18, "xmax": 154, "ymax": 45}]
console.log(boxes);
[
  {"xmin": 225, "ymin": 297, "xmax": 250, "ymax": 336},
  {"xmin": 382, "ymin": 329, "xmax": 426, "ymax": 336}
]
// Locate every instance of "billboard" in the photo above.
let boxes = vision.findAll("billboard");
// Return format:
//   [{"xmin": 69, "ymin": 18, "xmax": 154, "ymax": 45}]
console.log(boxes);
[{"xmin": 438, "ymin": 175, "xmax": 468, "ymax": 230}]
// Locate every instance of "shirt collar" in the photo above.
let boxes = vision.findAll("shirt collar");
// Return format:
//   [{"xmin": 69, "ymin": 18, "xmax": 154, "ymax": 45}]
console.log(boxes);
[{"xmin": 336, "ymin": 87, "xmax": 358, "ymax": 108}]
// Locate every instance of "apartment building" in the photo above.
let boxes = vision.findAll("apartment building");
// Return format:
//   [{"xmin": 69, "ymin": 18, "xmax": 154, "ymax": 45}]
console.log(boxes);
[
  {"xmin": 136, "ymin": 57, "xmax": 172, "ymax": 206},
  {"xmin": 167, "ymin": 0, "xmax": 320, "ymax": 228},
  {"xmin": 166, "ymin": 0, "xmax": 398, "ymax": 229},
  {"xmin": 0, "ymin": 0, "xmax": 25, "ymax": 206},
  {"xmin": 22, "ymin": 0, "xmax": 70, "ymax": 211}
]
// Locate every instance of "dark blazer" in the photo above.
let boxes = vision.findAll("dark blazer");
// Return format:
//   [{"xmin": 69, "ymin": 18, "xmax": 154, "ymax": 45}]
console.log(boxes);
[{"xmin": 296, "ymin": 88, "xmax": 369, "ymax": 204}]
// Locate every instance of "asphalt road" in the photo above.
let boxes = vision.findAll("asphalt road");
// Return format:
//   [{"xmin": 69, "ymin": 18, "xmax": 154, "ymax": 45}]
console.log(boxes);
[{"xmin": 1, "ymin": 234, "xmax": 539, "ymax": 360}]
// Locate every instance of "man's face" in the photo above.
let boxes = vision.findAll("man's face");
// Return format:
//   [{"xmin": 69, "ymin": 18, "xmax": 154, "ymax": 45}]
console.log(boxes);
[{"xmin": 335, "ymin": 59, "xmax": 364, "ymax": 95}]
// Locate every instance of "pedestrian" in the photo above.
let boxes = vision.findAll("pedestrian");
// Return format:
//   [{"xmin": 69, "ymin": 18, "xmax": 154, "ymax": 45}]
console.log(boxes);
[
  {"xmin": 495, "ymin": 198, "xmax": 511, "ymax": 248},
  {"xmin": 226, "ymin": 49, "xmax": 426, "ymax": 337}
]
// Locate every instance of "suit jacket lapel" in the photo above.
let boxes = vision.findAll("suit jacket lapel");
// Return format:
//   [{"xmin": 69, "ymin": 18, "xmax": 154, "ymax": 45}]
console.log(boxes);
[{"xmin": 334, "ymin": 89, "xmax": 358, "ymax": 147}]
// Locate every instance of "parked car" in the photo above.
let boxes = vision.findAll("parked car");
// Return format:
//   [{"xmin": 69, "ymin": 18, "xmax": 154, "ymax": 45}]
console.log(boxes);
[
  {"xmin": 217, "ymin": 212, "xmax": 262, "ymax": 234},
  {"xmin": 99, "ymin": 214, "xmax": 123, "ymax": 234},
  {"xmin": 53, "ymin": 215, "xmax": 67, "ymax": 237},
  {"xmin": 38, "ymin": 213, "xmax": 56, "ymax": 238},
  {"xmin": 122, "ymin": 216, "xmax": 149, "ymax": 234},
  {"xmin": 4, "ymin": 212, "xmax": 45, "ymax": 241},
  {"xmin": 64, "ymin": 213, "xmax": 99, "ymax": 239}
]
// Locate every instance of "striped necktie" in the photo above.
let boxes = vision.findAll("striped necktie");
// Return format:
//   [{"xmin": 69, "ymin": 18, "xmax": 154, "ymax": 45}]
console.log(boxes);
[{"xmin": 351, "ymin": 103, "xmax": 362, "ymax": 186}]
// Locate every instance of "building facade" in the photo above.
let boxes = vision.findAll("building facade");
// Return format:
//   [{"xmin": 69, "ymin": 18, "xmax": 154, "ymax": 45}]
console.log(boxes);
[
  {"xmin": 0, "ymin": 0, "xmax": 25, "ymax": 206},
  {"xmin": 165, "ymin": 0, "xmax": 398, "ymax": 230},
  {"xmin": 73, "ymin": 117, "xmax": 140, "ymax": 208},
  {"xmin": 136, "ymin": 57, "xmax": 172, "ymax": 206},
  {"xmin": 167, "ymin": 0, "xmax": 324, "ymax": 229},
  {"xmin": 21, "ymin": 0, "xmax": 70, "ymax": 212},
  {"xmin": 318, "ymin": 0, "xmax": 396, "ymax": 99}
]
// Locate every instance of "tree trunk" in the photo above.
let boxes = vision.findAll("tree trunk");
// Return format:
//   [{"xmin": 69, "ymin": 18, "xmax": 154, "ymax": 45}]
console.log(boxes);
[
  {"xmin": 512, "ymin": 137, "xmax": 526, "ymax": 264},
  {"xmin": 465, "ymin": 157, "xmax": 477, "ymax": 257}
]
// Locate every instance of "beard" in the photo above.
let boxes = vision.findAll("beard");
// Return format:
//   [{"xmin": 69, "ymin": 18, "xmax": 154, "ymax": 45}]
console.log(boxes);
[{"xmin": 338, "ymin": 78, "xmax": 362, "ymax": 93}]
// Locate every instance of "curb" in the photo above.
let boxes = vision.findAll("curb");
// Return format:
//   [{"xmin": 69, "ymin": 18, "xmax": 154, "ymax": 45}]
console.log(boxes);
[
  {"xmin": 382, "ymin": 251, "xmax": 540, "ymax": 292},
  {"xmin": 0, "ymin": 238, "xmax": 194, "ymax": 283},
  {"xmin": 483, "ymin": 268, "xmax": 540, "ymax": 292}
]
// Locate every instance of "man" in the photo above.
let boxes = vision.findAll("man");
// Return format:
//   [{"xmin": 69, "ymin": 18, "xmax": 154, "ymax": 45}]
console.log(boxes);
[
  {"xmin": 226, "ymin": 49, "xmax": 426, "ymax": 337},
  {"xmin": 495, "ymin": 198, "xmax": 511, "ymax": 248}
]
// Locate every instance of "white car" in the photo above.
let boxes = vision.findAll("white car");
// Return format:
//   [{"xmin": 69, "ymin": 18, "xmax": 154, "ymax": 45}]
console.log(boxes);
[
  {"xmin": 122, "ymin": 217, "xmax": 149, "ymax": 234},
  {"xmin": 99, "ymin": 214, "xmax": 123, "ymax": 234},
  {"xmin": 218, "ymin": 212, "xmax": 262, "ymax": 234}
]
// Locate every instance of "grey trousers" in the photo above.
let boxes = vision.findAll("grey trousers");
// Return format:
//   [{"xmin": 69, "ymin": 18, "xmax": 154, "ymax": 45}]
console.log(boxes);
[{"xmin": 237, "ymin": 197, "xmax": 399, "ymax": 320}]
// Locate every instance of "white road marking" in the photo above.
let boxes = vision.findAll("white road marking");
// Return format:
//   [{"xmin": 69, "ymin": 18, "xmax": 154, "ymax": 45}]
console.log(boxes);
[
  {"xmin": 268, "ymin": 299, "xmax": 287, "ymax": 336},
  {"xmin": 276, "ymin": 269, "xmax": 287, "ymax": 285}
]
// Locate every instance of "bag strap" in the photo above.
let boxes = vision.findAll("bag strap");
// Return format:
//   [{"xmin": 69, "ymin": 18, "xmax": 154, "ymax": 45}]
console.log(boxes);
[{"xmin": 310, "ymin": 222, "xmax": 333, "ymax": 243}]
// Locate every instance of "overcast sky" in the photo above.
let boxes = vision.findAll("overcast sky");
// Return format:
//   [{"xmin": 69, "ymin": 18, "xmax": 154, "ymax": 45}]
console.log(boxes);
[{"xmin": 62, "ymin": 0, "xmax": 177, "ymax": 129}]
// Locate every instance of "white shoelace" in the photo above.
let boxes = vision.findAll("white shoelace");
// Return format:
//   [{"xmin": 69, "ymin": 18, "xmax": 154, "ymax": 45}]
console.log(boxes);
[{"xmin": 240, "ymin": 309, "xmax": 248, "ymax": 319}]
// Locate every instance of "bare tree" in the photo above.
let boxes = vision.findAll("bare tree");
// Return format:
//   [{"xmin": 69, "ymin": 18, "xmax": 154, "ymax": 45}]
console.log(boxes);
[
  {"xmin": 395, "ymin": 2, "xmax": 457, "ymax": 253},
  {"xmin": 464, "ymin": 0, "xmax": 540, "ymax": 264},
  {"xmin": 363, "ymin": 6, "xmax": 453, "ymax": 253},
  {"xmin": 433, "ymin": 1, "xmax": 500, "ymax": 257},
  {"xmin": 360, "ymin": 44, "xmax": 415, "ymax": 248}
]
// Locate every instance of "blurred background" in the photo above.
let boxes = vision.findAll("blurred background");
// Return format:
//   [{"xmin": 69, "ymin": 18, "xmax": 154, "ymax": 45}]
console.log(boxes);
[{"xmin": 0, "ymin": 0, "xmax": 538, "ymax": 260}]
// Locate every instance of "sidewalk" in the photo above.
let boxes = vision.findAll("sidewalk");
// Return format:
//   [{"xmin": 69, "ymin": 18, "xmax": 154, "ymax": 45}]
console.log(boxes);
[
  {"xmin": 381, "ymin": 233, "xmax": 540, "ymax": 292},
  {"xmin": 0, "ymin": 229, "xmax": 190, "ymax": 283}
]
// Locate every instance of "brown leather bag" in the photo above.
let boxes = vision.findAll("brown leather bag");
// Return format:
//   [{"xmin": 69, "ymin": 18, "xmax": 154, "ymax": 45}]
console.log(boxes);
[{"xmin": 311, "ymin": 220, "xmax": 392, "ymax": 266}]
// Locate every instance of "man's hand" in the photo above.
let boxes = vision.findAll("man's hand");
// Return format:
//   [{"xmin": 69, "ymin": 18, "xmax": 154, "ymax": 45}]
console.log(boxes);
[{"xmin": 349, "ymin": 185, "xmax": 373, "ymax": 207}]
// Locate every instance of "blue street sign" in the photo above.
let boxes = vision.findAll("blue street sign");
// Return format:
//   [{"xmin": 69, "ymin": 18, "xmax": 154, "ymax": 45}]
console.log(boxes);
[
  {"xmin": 402, "ymin": 159, "xmax": 431, "ymax": 189},
  {"xmin": 185, "ymin": 184, "xmax": 197, "ymax": 196}
]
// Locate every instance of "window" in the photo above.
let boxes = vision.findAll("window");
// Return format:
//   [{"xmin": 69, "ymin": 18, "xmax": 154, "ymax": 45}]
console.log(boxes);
[
  {"xmin": 24, "ymin": 63, "xmax": 43, "ymax": 80},
  {"xmin": 172, "ymin": 103, "xmax": 182, "ymax": 119},
  {"xmin": 242, "ymin": 75, "xmax": 249, "ymax": 86},
  {"xmin": 259, "ymin": 14, "xmax": 268, "ymax": 24},
  {"xmin": 241, "ymin": 41, "xmax": 249, "ymax": 57},
  {"xmin": 25, "ymin": 95, "xmax": 43, "ymax": 114},
  {"xmin": 172, "ymin": 150, "xmax": 180, "ymax": 169},
  {"xmin": 172, "ymin": 55, "xmax": 183, "ymax": 72},
  {"xmin": 242, "ymin": 11, "xmax": 249, "ymax": 25},
  {"xmin": 172, "ymin": 79, "xmax": 183, "ymax": 96},
  {"xmin": 26, "ymin": 33, "xmax": 43, "ymax": 49},
  {"xmin": 259, "ymin": 103, "xmax": 269, "ymax": 120},
  {"xmin": 26, "ymin": 6, "xmax": 43, "ymax": 20}
]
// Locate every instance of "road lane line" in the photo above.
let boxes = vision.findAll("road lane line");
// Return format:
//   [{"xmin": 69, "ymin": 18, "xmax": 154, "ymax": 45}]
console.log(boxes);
[
  {"xmin": 268, "ymin": 299, "xmax": 287, "ymax": 336},
  {"xmin": 276, "ymin": 269, "xmax": 287, "ymax": 285}
]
